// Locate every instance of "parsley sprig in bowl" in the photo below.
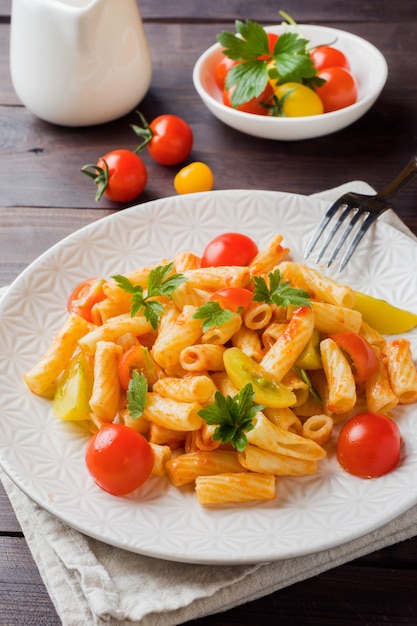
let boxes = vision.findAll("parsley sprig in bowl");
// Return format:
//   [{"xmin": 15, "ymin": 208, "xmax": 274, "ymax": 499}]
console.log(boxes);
[{"xmin": 192, "ymin": 17, "xmax": 387, "ymax": 140}]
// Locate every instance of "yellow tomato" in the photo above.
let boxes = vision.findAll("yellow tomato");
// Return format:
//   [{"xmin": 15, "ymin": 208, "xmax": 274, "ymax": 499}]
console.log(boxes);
[
  {"xmin": 174, "ymin": 161, "xmax": 214, "ymax": 194},
  {"xmin": 271, "ymin": 82, "xmax": 324, "ymax": 117},
  {"xmin": 354, "ymin": 291, "xmax": 417, "ymax": 334}
]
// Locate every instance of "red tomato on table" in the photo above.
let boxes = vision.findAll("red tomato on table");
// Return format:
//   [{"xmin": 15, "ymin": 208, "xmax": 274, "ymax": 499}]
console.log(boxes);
[
  {"xmin": 337, "ymin": 412, "xmax": 401, "ymax": 478},
  {"xmin": 85, "ymin": 424, "xmax": 154, "ymax": 495},
  {"xmin": 201, "ymin": 233, "xmax": 259, "ymax": 267}
]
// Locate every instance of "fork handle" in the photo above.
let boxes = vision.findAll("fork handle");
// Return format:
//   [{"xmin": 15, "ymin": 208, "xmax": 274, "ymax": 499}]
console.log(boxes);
[{"xmin": 377, "ymin": 154, "xmax": 417, "ymax": 200}]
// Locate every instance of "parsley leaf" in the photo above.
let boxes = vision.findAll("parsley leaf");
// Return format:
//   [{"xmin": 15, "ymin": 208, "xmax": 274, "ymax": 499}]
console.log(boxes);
[
  {"xmin": 112, "ymin": 262, "xmax": 186, "ymax": 330},
  {"xmin": 252, "ymin": 269, "xmax": 312, "ymax": 308},
  {"xmin": 198, "ymin": 384, "xmax": 263, "ymax": 452},
  {"xmin": 127, "ymin": 371, "xmax": 148, "ymax": 419},
  {"xmin": 217, "ymin": 17, "xmax": 319, "ymax": 107},
  {"xmin": 193, "ymin": 301, "xmax": 234, "ymax": 332}
]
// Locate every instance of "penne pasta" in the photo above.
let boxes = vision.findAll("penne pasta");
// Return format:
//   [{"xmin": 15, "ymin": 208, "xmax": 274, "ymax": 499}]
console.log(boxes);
[
  {"xmin": 89, "ymin": 340, "xmax": 123, "ymax": 422},
  {"xmin": 238, "ymin": 444, "xmax": 318, "ymax": 476},
  {"xmin": 385, "ymin": 338, "xmax": 417, "ymax": 404},
  {"xmin": 153, "ymin": 374, "xmax": 217, "ymax": 403},
  {"xmin": 312, "ymin": 301, "xmax": 362, "ymax": 334},
  {"xmin": 78, "ymin": 314, "xmax": 152, "ymax": 356},
  {"xmin": 166, "ymin": 450, "xmax": 243, "ymax": 486},
  {"xmin": 195, "ymin": 472, "xmax": 276, "ymax": 504},
  {"xmin": 180, "ymin": 344, "xmax": 226, "ymax": 372},
  {"xmin": 151, "ymin": 304, "xmax": 203, "ymax": 371},
  {"xmin": 320, "ymin": 338, "xmax": 356, "ymax": 415},
  {"xmin": 142, "ymin": 392, "xmax": 204, "ymax": 431},
  {"xmin": 24, "ymin": 314, "xmax": 92, "ymax": 395},
  {"xmin": 249, "ymin": 234, "xmax": 290, "ymax": 275}
]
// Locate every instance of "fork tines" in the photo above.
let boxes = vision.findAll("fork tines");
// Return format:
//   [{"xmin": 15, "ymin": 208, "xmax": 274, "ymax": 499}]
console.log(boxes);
[{"xmin": 305, "ymin": 200, "xmax": 378, "ymax": 271}]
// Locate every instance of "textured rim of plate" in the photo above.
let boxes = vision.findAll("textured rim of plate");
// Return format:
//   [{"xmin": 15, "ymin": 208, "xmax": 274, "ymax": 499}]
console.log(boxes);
[{"xmin": 1, "ymin": 189, "xmax": 417, "ymax": 565}]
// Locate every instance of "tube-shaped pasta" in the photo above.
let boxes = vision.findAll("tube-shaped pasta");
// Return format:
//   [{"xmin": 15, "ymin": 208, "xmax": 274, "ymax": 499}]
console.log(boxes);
[
  {"xmin": 312, "ymin": 302, "xmax": 362, "ymax": 334},
  {"xmin": 279, "ymin": 261, "xmax": 356, "ymax": 307},
  {"xmin": 260, "ymin": 306, "xmax": 314, "ymax": 381},
  {"xmin": 246, "ymin": 412, "xmax": 326, "ymax": 460},
  {"xmin": 263, "ymin": 406, "xmax": 303, "ymax": 434},
  {"xmin": 210, "ymin": 372, "xmax": 239, "ymax": 397},
  {"xmin": 165, "ymin": 450, "xmax": 243, "ymax": 486},
  {"xmin": 202, "ymin": 312, "xmax": 242, "ymax": 345},
  {"xmin": 151, "ymin": 304, "xmax": 202, "ymax": 371},
  {"xmin": 365, "ymin": 347, "xmax": 398, "ymax": 414},
  {"xmin": 148, "ymin": 423, "xmax": 187, "ymax": 449},
  {"xmin": 385, "ymin": 338, "xmax": 417, "ymax": 404},
  {"xmin": 174, "ymin": 250, "xmax": 201, "ymax": 272},
  {"xmin": 242, "ymin": 301, "xmax": 273, "ymax": 330},
  {"xmin": 231, "ymin": 325, "xmax": 264, "ymax": 362},
  {"xmin": 150, "ymin": 443, "xmax": 172, "ymax": 476},
  {"xmin": 195, "ymin": 423, "xmax": 222, "ymax": 451},
  {"xmin": 249, "ymin": 234, "xmax": 290, "ymax": 275},
  {"xmin": 195, "ymin": 472, "xmax": 276, "ymax": 504},
  {"xmin": 359, "ymin": 320, "xmax": 387, "ymax": 349},
  {"xmin": 180, "ymin": 344, "xmax": 226, "ymax": 372},
  {"xmin": 261, "ymin": 322, "xmax": 287, "ymax": 351},
  {"xmin": 89, "ymin": 340, "xmax": 123, "ymax": 423},
  {"xmin": 153, "ymin": 374, "xmax": 217, "ymax": 403},
  {"xmin": 320, "ymin": 338, "xmax": 356, "ymax": 414},
  {"xmin": 142, "ymin": 392, "xmax": 204, "ymax": 431},
  {"xmin": 281, "ymin": 370, "xmax": 309, "ymax": 407},
  {"xmin": 171, "ymin": 281, "xmax": 209, "ymax": 310},
  {"xmin": 238, "ymin": 445, "xmax": 318, "ymax": 475},
  {"xmin": 183, "ymin": 266, "xmax": 251, "ymax": 290},
  {"xmin": 78, "ymin": 314, "xmax": 152, "ymax": 356},
  {"xmin": 24, "ymin": 313, "xmax": 92, "ymax": 395},
  {"xmin": 118, "ymin": 408, "xmax": 149, "ymax": 434},
  {"xmin": 302, "ymin": 414, "xmax": 333, "ymax": 445}
]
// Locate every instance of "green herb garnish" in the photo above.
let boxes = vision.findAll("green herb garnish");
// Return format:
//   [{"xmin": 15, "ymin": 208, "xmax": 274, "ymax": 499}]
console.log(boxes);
[
  {"xmin": 127, "ymin": 371, "xmax": 148, "ymax": 419},
  {"xmin": 198, "ymin": 384, "xmax": 263, "ymax": 452},
  {"xmin": 112, "ymin": 263, "xmax": 186, "ymax": 330},
  {"xmin": 296, "ymin": 367, "xmax": 322, "ymax": 403},
  {"xmin": 216, "ymin": 12, "xmax": 321, "ymax": 108},
  {"xmin": 193, "ymin": 301, "xmax": 234, "ymax": 332},
  {"xmin": 252, "ymin": 268, "xmax": 312, "ymax": 308}
]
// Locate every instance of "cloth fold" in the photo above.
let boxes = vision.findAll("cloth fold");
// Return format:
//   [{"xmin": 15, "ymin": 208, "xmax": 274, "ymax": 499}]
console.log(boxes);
[{"xmin": 1, "ymin": 181, "xmax": 417, "ymax": 626}]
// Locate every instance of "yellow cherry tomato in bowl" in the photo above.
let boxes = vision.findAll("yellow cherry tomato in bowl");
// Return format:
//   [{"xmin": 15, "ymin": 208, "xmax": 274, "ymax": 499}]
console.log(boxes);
[
  {"xmin": 174, "ymin": 161, "xmax": 214, "ymax": 194},
  {"xmin": 270, "ymin": 82, "xmax": 324, "ymax": 117}
]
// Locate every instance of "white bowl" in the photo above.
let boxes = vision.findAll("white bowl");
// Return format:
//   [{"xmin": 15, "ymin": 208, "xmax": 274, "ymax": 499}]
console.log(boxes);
[{"xmin": 192, "ymin": 24, "xmax": 388, "ymax": 141}]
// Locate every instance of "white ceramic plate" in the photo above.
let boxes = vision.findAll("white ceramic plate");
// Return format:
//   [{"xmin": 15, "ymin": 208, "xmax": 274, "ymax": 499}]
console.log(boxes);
[{"xmin": 1, "ymin": 190, "xmax": 417, "ymax": 565}]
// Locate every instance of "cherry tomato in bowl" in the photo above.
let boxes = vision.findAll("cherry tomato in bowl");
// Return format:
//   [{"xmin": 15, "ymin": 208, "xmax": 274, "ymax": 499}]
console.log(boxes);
[
  {"xmin": 315, "ymin": 66, "xmax": 358, "ymax": 112},
  {"xmin": 223, "ymin": 82, "xmax": 274, "ymax": 115},
  {"xmin": 85, "ymin": 424, "xmax": 154, "ymax": 496},
  {"xmin": 311, "ymin": 45, "xmax": 350, "ymax": 71},
  {"xmin": 81, "ymin": 149, "xmax": 147, "ymax": 203},
  {"xmin": 201, "ymin": 233, "xmax": 258, "ymax": 267},
  {"xmin": 132, "ymin": 112, "xmax": 193, "ymax": 166},
  {"xmin": 337, "ymin": 412, "xmax": 402, "ymax": 478}
]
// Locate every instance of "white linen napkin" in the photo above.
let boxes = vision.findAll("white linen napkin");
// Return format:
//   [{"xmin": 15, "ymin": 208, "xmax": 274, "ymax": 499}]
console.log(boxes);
[{"xmin": 1, "ymin": 182, "xmax": 417, "ymax": 626}]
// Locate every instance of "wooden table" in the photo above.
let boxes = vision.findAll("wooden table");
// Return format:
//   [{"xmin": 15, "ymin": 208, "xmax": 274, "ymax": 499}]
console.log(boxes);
[{"xmin": 1, "ymin": 1, "xmax": 417, "ymax": 623}]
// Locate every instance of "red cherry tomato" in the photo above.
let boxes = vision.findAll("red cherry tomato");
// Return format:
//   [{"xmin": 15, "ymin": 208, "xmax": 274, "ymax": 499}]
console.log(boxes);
[
  {"xmin": 214, "ymin": 34, "xmax": 278, "ymax": 90},
  {"xmin": 214, "ymin": 56, "xmax": 240, "ymax": 91},
  {"xmin": 310, "ymin": 45, "xmax": 350, "ymax": 71},
  {"xmin": 134, "ymin": 113, "xmax": 193, "ymax": 166},
  {"xmin": 210, "ymin": 287, "xmax": 253, "ymax": 312},
  {"xmin": 201, "ymin": 233, "xmax": 259, "ymax": 267},
  {"xmin": 330, "ymin": 332, "xmax": 378, "ymax": 383},
  {"xmin": 67, "ymin": 277, "xmax": 106, "ymax": 323},
  {"xmin": 315, "ymin": 67, "xmax": 358, "ymax": 112},
  {"xmin": 85, "ymin": 424, "xmax": 154, "ymax": 495},
  {"xmin": 337, "ymin": 412, "xmax": 401, "ymax": 478},
  {"xmin": 90, "ymin": 150, "xmax": 148, "ymax": 203},
  {"xmin": 223, "ymin": 82, "xmax": 273, "ymax": 115},
  {"xmin": 117, "ymin": 344, "xmax": 158, "ymax": 391}
]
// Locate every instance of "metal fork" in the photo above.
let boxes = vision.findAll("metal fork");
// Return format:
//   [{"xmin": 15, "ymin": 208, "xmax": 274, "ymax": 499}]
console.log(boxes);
[{"xmin": 304, "ymin": 154, "xmax": 417, "ymax": 271}]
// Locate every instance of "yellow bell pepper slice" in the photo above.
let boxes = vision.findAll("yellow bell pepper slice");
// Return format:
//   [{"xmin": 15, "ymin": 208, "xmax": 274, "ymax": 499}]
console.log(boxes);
[
  {"xmin": 354, "ymin": 291, "xmax": 417, "ymax": 335},
  {"xmin": 295, "ymin": 329, "xmax": 322, "ymax": 370},
  {"xmin": 223, "ymin": 347, "xmax": 296, "ymax": 408},
  {"xmin": 53, "ymin": 352, "xmax": 94, "ymax": 421}
]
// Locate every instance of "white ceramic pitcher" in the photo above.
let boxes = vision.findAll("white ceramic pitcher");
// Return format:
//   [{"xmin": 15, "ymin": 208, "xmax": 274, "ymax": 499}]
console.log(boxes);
[{"xmin": 9, "ymin": 0, "xmax": 152, "ymax": 126}]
